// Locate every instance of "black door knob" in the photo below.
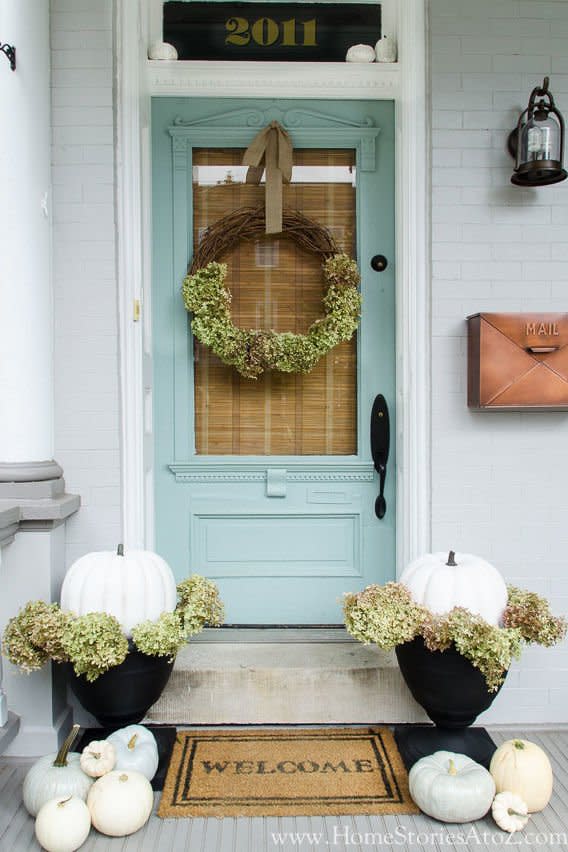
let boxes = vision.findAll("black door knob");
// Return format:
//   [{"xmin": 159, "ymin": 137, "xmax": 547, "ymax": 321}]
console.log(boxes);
[{"xmin": 370, "ymin": 254, "xmax": 388, "ymax": 272}]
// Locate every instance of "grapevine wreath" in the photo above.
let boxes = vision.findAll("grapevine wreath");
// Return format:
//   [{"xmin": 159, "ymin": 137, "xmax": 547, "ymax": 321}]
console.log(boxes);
[{"xmin": 182, "ymin": 207, "xmax": 362, "ymax": 380}]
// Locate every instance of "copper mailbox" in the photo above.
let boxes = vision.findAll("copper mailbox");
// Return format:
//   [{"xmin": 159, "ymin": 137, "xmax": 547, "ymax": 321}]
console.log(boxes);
[{"xmin": 467, "ymin": 313, "xmax": 568, "ymax": 410}]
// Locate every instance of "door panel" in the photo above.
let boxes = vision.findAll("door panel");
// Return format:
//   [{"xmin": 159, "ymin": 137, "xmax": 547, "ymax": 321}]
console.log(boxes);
[{"xmin": 152, "ymin": 98, "xmax": 395, "ymax": 624}]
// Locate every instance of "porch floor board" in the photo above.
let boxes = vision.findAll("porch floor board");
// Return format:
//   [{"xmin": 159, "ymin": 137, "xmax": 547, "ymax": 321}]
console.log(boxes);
[{"xmin": 1, "ymin": 729, "xmax": 567, "ymax": 851}]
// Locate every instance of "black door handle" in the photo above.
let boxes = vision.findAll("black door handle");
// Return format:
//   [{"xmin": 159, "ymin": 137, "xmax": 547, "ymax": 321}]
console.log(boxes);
[{"xmin": 370, "ymin": 394, "xmax": 390, "ymax": 519}]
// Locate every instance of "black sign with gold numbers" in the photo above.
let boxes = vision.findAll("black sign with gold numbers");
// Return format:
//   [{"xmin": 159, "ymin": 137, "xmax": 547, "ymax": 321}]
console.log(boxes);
[{"xmin": 163, "ymin": 2, "xmax": 382, "ymax": 62}]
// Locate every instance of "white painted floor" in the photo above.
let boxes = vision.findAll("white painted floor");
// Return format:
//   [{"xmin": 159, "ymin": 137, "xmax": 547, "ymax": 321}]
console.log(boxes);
[{"xmin": 1, "ymin": 729, "xmax": 567, "ymax": 851}]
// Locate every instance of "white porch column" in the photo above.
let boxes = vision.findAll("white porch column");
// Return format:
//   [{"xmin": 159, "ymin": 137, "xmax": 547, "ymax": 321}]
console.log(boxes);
[
  {"xmin": 0, "ymin": 0, "xmax": 57, "ymax": 481},
  {"xmin": 0, "ymin": 2, "xmax": 78, "ymax": 755}
]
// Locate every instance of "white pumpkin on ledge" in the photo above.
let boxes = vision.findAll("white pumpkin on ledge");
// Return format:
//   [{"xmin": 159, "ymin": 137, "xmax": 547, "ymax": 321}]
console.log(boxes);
[
  {"xmin": 148, "ymin": 41, "xmax": 178, "ymax": 61},
  {"xmin": 60, "ymin": 544, "xmax": 177, "ymax": 636},
  {"xmin": 400, "ymin": 550, "xmax": 508, "ymax": 625},
  {"xmin": 375, "ymin": 34, "xmax": 397, "ymax": 63},
  {"xmin": 345, "ymin": 44, "xmax": 376, "ymax": 63}
]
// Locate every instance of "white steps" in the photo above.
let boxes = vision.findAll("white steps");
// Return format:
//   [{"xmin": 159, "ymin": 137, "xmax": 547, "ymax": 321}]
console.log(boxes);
[{"xmin": 145, "ymin": 630, "xmax": 427, "ymax": 725}]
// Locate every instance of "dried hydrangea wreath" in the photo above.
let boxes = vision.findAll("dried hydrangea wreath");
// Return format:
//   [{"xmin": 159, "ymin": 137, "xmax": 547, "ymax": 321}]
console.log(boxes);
[{"xmin": 182, "ymin": 207, "xmax": 362, "ymax": 379}]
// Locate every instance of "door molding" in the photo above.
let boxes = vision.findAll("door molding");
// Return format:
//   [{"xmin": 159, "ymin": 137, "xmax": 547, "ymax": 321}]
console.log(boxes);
[{"xmin": 115, "ymin": 0, "xmax": 431, "ymax": 574}]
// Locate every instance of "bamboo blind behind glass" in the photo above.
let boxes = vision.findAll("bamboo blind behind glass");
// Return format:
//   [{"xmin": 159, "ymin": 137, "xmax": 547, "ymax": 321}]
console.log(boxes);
[{"xmin": 192, "ymin": 148, "xmax": 357, "ymax": 456}]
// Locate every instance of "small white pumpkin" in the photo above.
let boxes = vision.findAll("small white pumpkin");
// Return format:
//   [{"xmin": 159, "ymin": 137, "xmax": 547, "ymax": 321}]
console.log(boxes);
[
  {"xmin": 148, "ymin": 41, "xmax": 178, "ymax": 60},
  {"xmin": 80, "ymin": 740, "xmax": 116, "ymax": 778},
  {"xmin": 409, "ymin": 751, "xmax": 495, "ymax": 823},
  {"xmin": 490, "ymin": 739, "xmax": 553, "ymax": 812},
  {"xmin": 375, "ymin": 34, "xmax": 397, "ymax": 63},
  {"xmin": 492, "ymin": 791, "xmax": 530, "ymax": 833},
  {"xmin": 35, "ymin": 796, "xmax": 91, "ymax": 852},
  {"xmin": 23, "ymin": 725, "xmax": 93, "ymax": 818},
  {"xmin": 60, "ymin": 544, "xmax": 177, "ymax": 636},
  {"xmin": 400, "ymin": 550, "xmax": 508, "ymax": 625},
  {"xmin": 106, "ymin": 724, "xmax": 159, "ymax": 781},
  {"xmin": 346, "ymin": 44, "xmax": 376, "ymax": 63},
  {"xmin": 87, "ymin": 770, "xmax": 153, "ymax": 836}
]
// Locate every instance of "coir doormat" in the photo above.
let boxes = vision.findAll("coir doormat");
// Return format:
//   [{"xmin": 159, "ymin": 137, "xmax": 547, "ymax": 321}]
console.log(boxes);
[{"xmin": 158, "ymin": 727, "xmax": 418, "ymax": 817}]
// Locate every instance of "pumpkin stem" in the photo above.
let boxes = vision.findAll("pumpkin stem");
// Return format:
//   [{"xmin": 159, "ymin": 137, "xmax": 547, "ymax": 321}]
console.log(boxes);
[
  {"xmin": 448, "ymin": 759, "xmax": 457, "ymax": 776},
  {"xmin": 127, "ymin": 734, "xmax": 138, "ymax": 750},
  {"xmin": 57, "ymin": 796, "xmax": 73, "ymax": 808},
  {"xmin": 117, "ymin": 543, "xmax": 124, "ymax": 557},
  {"xmin": 53, "ymin": 724, "xmax": 81, "ymax": 767},
  {"xmin": 119, "ymin": 773, "xmax": 129, "ymax": 782},
  {"xmin": 446, "ymin": 551, "xmax": 457, "ymax": 567},
  {"xmin": 508, "ymin": 808, "xmax": 528, "ymax": 818},
  {"xmin": 513, "ymin": 740, "xmax": 525, "ymax": 750}
]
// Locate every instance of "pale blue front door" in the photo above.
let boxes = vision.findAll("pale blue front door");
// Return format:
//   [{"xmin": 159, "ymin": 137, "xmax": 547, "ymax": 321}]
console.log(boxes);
[{"xmin": 152, "ymin": 97, "xmax": 395, "ymax": 624}]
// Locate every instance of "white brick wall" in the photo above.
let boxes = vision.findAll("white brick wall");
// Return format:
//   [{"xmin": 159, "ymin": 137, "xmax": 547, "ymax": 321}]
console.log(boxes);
[
  {"xmin": 51, "ymin": 0, "xmax": 122, "ymax": 564},
  {"xmin": 50, "ymin": 0, "xmax": 568, "ymax": 721},
  {"xmin": 431, "ymin": 0, "xmax": 568, "ymax": 723}
]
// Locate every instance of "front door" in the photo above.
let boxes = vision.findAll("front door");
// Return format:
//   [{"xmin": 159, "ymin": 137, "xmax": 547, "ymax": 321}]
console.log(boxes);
[{"xmin": 152, "ymin": 97, "xmax": 395, "ymax": 624}]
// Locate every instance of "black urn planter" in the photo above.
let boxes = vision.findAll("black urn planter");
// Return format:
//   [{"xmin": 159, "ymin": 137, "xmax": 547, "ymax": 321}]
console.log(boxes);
[
  {"xmin": 395, "ymin": 637, "xmax": 505, "ymax": 730},
  {"xmin": 67, "ymin": 648, "xmax": 174, "ymax": 727}
]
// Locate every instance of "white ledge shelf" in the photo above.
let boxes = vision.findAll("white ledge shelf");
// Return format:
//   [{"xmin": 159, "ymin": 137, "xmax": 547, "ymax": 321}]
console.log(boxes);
[{"xmin": 147, "ymin": 59, "xmax": 400, "ymax": 99}]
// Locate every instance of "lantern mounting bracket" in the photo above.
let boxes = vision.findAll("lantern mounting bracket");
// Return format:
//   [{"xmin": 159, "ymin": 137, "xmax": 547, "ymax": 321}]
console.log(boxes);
[
  {"xmin": 0, "ymin": 43, "xmax": 16, "ymax": 71},
  {"xmin": 508, "ymin": 77, "xmax": 553, "ymax": 159}
]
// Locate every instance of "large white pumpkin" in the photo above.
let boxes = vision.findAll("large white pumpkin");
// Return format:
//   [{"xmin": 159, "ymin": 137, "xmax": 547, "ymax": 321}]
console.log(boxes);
[
  {"xmin": 60, "ymin": 545, "xmax": 177, "ymax": 636},
  {"xmin": 490, "ymin": 739, "xmax": 553, "ymax": 812},
  {"xmin": 400, "ymin": 550, "xmax": 508, "ymax": 625},
  {"xmin": 87, "ymin": 770, "xmax": 153, "ymax": 836},
  {"xmin": 409, "ymin": 751, "xmax": 495, "ymax": 823}
]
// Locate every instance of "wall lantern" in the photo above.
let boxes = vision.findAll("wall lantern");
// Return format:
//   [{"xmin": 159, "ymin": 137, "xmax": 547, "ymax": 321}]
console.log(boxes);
[
  {"xmin": 508, "ymin": 77, "xmax": 567, "ymax": 187},
  {"xmin": 0, "ymin": 42, "xmax": 16, "ymax": 71}
]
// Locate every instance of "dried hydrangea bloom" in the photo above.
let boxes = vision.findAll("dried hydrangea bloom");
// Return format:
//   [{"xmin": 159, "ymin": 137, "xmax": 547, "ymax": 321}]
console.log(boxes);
[
  {"xmin": 504, "ymin": 585, "xmax": 567, "ymax": 646},
  {"xmin": 1, "ymin": 600, "xmax": 69, "ymax": 673},
  {"xmin": 177, "ymin": 574, "xmax": 224, "ymax": 636},
  {"xmin": 61, "ymin": 612, "xmax": 128, "ymax": 682},
  {"xmin": 343, "ymin": 582, "xmax": 428, "ymax": 650},
  {"xmin": 132, "ymin": 612, "xmax": 186, "ymax": 660}
]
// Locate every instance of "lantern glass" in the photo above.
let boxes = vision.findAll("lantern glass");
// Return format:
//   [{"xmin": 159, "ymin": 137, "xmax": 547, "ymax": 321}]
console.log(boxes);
[{"xmin": 517, "ymin": 110, "xmax": 561, "ymax": 166}]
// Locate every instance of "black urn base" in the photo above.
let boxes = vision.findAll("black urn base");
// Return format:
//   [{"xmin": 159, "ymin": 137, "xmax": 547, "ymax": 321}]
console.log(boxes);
[
  {"xmin": 395, "ymin": 637, "xmax": 504, "ymax": 729},
  {"xmin": 67, "ymin": 650, "xmax": 174, "ymax": 727},
  {"xmin": 394, "ymin": 724, "xmax": 497, "ymax": 770}
]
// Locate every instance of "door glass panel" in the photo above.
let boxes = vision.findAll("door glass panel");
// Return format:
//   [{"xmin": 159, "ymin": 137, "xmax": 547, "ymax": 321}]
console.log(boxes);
[{"xmin": 192, "ymin": 148, "xmax": 357, "ymax": 456}]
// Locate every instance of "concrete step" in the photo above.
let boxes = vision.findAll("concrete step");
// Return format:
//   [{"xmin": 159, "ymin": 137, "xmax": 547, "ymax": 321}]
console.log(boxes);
[{"xmin": 144, "ymin": 631, "xmax": 427, "ymax": 725}]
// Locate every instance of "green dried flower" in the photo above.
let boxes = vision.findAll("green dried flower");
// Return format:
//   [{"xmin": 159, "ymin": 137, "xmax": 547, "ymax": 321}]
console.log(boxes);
[
  {"xmin": 2, "ymin": 601, "xmax": 70, "ymax": 673},
  {"xmin": 182, "ymin": 254, "xmax": 361, "ymax": 379},
  {"xmin": 323, "ymin": 253, "xmax": 360, "ymax": 289},
  {"xmin": 343, "ymin": 583, "xmax": 428, "ymax": 650},
  {"xmin": 176, "ymin": 574, "xmax": 224, "ymax": 636},
  {"xmin": 504, "ymin": 585, "xmax": 567, "ymax": 646},
  {"xmin": 443, "ymin": 608, "xmax": 522, "ymax": 692},
  {"xmin": 61, "ymin": 613, "xmax": 128, "ymax": 682},
  {"xmin": 132, "ymin": 612, "xmax": 186, "ymax": 660},
  {"xmin": 421, "ymin": 613, "xmax": 453, "ymax": 653}
]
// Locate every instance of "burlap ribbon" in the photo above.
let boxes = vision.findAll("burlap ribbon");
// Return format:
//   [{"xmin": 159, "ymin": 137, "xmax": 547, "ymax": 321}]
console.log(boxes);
[{"xmin": 242, "ymin": 121, "xmax": 293, "ymax": 234}]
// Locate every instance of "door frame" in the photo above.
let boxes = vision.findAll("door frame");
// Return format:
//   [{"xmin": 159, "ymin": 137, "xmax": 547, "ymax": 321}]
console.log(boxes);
[{"xmin": 115, "ymin": 0, "xmax": 431, "ymax": 576}]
